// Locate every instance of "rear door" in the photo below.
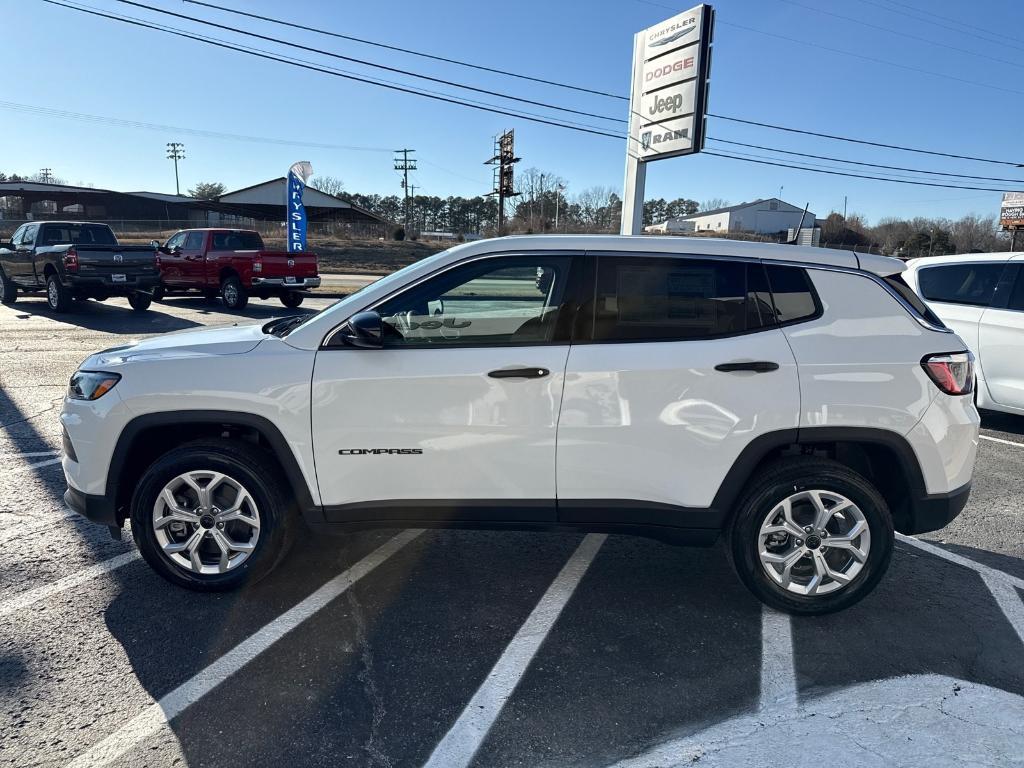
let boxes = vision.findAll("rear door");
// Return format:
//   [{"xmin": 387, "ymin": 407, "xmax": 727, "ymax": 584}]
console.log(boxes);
[
  {"xmin": 913, "ymin": 261, "xmax": 1006, "ymax": 359},
  {"xmin": 977, "ymin": 260, "xmax": 1024, "ymax": 410},
  {"xmin": 556, "ymin": 253, "xmax": 800, "ymax": 525}
]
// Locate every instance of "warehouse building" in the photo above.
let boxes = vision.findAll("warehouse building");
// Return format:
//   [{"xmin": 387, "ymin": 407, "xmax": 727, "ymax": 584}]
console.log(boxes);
[{"xmin": 645, "ymin": 198, "xmax": 815, "ymax": 235}]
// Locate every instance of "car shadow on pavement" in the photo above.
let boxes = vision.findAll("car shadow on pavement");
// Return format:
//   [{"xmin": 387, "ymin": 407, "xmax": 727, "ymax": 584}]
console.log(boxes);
[
  {"xmin": 980, "ymin": 409, "xmax": 1024, "ymax": 438},
  {"xmin": 154, "ymin": 295, "xmax": 322, "ymax": 321},
  {"xmin": 5, "ymin": 296, "xmax": 203, "ymax": 334}
]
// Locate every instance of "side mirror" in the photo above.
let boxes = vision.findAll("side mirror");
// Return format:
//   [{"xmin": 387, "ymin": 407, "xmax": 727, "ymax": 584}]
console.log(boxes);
[
  {"xmin": 150, "ymin": 239, "xmax": 160, "ymax": 249},
  {"xmin": 338, "ymin": 311, "xmax": 383, "ymax": 349}
]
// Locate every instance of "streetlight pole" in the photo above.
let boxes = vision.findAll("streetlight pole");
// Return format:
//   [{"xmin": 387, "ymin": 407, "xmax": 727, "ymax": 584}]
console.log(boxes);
[
  {"xmin": 166, "ymin": 142, "xmax": 185, "ymax": 195},
  {"xmin": 554, "ymin": 184, "xmax": 561, "ymax": 232}
]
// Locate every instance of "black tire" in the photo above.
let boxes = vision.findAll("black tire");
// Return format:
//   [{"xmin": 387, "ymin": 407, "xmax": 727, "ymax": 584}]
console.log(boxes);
[
  {"xmin": 152, "ymin": 285, "xmax": 165, "ymax": 302},
  {"xmin": 728, "ymin": 458, "xmax": 894, "ymax": 615},
  {"xmin": 130, "ymin": 439, "xmax": 295, "ymax": 591},
  {"xmin": 280, "ymin": 292, "xmax": 304, "ymax": 308},
  {"xmin": 128, "ymin": 292, "xmax": 152, "ymax": 311},
  {"xmin": 221, "ymin": 275, "xmax": 248, "ymax": 310},
  {"xmin": 45, "ymin": 273, "xmax": 72, "ymax": 312},
  {"xmin": 0, "ymin": 266, "xmax": 17, "ymax": 305}
]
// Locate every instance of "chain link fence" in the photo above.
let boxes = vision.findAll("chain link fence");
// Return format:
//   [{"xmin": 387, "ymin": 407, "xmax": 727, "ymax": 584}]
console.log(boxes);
[{"xmin": 0, "ymin": 218, "xmax": 388, "ymax": 242}]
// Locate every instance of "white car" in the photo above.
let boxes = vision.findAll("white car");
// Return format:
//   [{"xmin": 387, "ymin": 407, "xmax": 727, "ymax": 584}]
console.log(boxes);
[
  {"xmin": 61, "ymin": 236, "xmax": 979, "ymax": 614},
  {"xmin": 904, "ymin": 253, "xmax": 1024, "ymax": 416}
]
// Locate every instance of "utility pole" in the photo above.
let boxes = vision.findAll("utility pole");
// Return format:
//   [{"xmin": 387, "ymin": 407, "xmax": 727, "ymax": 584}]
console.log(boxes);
[
  {"xmin": 408, "ymin": 184, "xmax": 418, "ymax": 231},
  {"xmin": 394, "ymin": 149, "xmax": 416, "ymax": 232},
  {"xmin": 555, "ymin": 183, "xmax": 564, "ymax": 232},
  {"xmin": 166, "ymin": 143, "xmax": 185, "ymax": 195},
  {"xmin": 843, "ymin": 195, "xmax": 848, "ymax": 219},
  {"xmin": 485, "ymin": 130, "xmax": 520, "ymax": 235},
  {"xmin": 39, "ymin": 168, "xmax": 53, "ymax": 184}
]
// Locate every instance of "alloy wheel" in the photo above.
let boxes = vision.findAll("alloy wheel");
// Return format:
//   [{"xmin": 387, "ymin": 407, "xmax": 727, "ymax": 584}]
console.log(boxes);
[
  {"xmin": 152, "ymin": 470, "xmax": 261, "ymax": 575},
  {"xmin": 758, "ymin": 489, "xmax": 870, "ymax": 596}
]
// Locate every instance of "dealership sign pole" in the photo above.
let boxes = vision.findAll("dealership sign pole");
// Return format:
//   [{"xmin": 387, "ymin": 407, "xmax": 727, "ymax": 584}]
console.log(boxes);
[
  {"xmin": 621, "ymin": 4, "xmax": 714, "ymax": 235},
  {"xmin": 286, "ymin": 161, "xmax": 314, "ymax": 253}
]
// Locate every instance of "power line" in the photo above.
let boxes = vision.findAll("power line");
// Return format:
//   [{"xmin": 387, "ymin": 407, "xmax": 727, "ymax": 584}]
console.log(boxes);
[
  {"xmin": 851, "ymin": 0, "xmax": 1024, "ymax": 55},
  {"xmin": 182, "ymin": 0, "xmax": 628, "ymax": 101},
  {"xmin": 708, "ymin": 114, "xmax": 1024, "ymax": 168},
  {"xmin": 703, "ymin": 151, "xmax": 1018, "ymax": 193},
  {"xmin": 707, "ymin": 138, "xmax": 1024, "ymax": 184},
  {"xmin": 42, "ymin": 1, "xmax": 623, "ymax": 139},
  {"xmin": 0, "ymin": 99, "xmax": 393, "ymax": 151},
  {"xmin": 773, "ymin": 0, "xmax": 1024, "ymax": 71},
  {"xmin": 114, "ymin": 0, "xmax": 624, "ymax": 125}
]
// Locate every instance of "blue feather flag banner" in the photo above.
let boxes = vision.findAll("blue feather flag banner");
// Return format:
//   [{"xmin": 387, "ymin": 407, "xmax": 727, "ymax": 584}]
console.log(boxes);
[{"xmin": 286, "ymin": 161, "xmax": 314, "ymax": 253}]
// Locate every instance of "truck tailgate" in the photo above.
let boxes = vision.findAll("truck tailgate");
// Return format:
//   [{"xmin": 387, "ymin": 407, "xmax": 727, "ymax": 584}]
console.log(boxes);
[
  {"xmin": 74, "ymin": 245, "xmax": 156, "ymax": 270},
  {"xmin": 258, "ymin": 251, "xmax": 319, "ymax": 279}
]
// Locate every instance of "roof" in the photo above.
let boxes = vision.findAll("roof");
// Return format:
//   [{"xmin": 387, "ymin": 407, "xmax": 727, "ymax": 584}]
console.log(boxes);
[
  {"xmin": 218, "ymin": 177, "xmax": 349, "ymax": 209},
  {"xmin": 675, "ymin": 198, "xmax": 811, "ymax": 220},
  {"xmin": 905, "ymin": 252, "xmax": 1024, "ymax": 268},
  {"xmin": 0, "ymin": 181, "xmax": 109, "ymax": 195},
  {"xmin": 123, "ymin": 191, "xmax": 197, "ymax": 204}
]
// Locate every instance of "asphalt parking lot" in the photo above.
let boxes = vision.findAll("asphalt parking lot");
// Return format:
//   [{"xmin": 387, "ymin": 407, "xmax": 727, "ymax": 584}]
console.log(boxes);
[{"xmin": 1, "ymin": 293, "xmax": 1023, "ymax": 768}]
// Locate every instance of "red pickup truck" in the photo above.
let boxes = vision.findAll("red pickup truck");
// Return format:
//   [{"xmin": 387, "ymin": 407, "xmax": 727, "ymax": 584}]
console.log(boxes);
[{"xmin": 153, "ymin": 228, "xmax": 320, "ymax": 309}]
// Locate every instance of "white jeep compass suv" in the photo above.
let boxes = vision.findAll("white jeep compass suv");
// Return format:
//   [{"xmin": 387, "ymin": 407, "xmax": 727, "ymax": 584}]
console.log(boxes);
[{"xmin": 61, "ymin": 236, "xmax": 979, "ymax": 614}]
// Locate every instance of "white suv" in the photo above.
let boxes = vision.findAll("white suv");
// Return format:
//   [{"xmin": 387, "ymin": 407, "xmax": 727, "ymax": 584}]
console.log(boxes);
[
  {"xmin": 61, "ymin": 236, "xmax": 979, "ymax": 614},
  {"xmin": 904, "ymin": 252, "xmax": 1024, "ymax": 416}
]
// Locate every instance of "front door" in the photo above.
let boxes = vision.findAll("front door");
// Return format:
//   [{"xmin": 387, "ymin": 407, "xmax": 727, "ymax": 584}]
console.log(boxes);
[
  {"xmin": 179, "ymin": 231, "xmax": 208, "ymax": 286},
  {"xmin": 978, "ymin": 263, "xmax": 1024, "ymax": 410},
  {"xmin": 556, "ymin": 254, "xmax": 800, "ymax": 526},
  {"xmin": 160, "ymin": 232, "xmax": 188, "ymax": 286},
  {"xmin": 12, "ymin": 224, "xmax": 39, "ymax": 286},
  {"xmin": 311, "ymin": 253, "xmax": 581, "ymax": 524}
]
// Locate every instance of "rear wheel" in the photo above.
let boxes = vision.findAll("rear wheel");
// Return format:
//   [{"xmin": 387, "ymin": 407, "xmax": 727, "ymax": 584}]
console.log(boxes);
[
  {"xmin": 46, "ymin": 274, "xmax": 72, "ymax": 312},
  {"xmin": 130, "ymin": 440, "xmax": 294, "ymax": 591},
  {"xmin": 221, "ymin": 275, "xmax": 248, "ymax": 310},
  {"xmin": 280, "ymin": 292, "xmax": 304, "ymax": 308},
  {"xmin": 152, "ymin": 285, "xmax": 165, "ymax": 302},
  {"xmin": 729, "ymin": 458, "xmax": 893, "ymax": 615},
  {"xmin": 0, "ymin": 267, "xmax": 16, "ymax": 305},
  {"xmin": 128, "ymin": 292, "xmax": 152, "ymax": 311}
]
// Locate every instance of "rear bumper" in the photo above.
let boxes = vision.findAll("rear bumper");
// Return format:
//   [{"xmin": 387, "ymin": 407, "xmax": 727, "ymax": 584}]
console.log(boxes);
[
  {"xmin": 67, "ymin": 272, "xmax": 161, "ymax": 293},
  {"xmin": 64, "ymin": 485, "xmax": 119, "ymax": 527},
  {"xmin": 903, "ymin": 482, "xmax": 971, "ymax": 535},
  {"xmin": 251, "ymin": 276, "xmax": 321, "ymax": 289}
]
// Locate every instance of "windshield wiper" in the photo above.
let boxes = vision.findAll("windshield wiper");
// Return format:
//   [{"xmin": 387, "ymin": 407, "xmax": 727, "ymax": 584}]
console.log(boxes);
[{"xmin": 263, "ymin": 315, "xmax": 306, "ymax": 337}]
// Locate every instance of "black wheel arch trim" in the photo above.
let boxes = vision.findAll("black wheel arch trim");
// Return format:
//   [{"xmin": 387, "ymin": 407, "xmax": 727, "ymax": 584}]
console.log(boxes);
[{"xmin": 106, "ymin": 410, "xmax": 319, "ymax": 521}]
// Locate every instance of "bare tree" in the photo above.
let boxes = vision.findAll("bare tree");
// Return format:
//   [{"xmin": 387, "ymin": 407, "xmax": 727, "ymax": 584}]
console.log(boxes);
[
  {"xmin": 313, "ymin": 175, "xmax": 345, "ymax": 197},
  {"xmin": 699, "ymin": 197, "xmax": 730, "ymax": 212}
]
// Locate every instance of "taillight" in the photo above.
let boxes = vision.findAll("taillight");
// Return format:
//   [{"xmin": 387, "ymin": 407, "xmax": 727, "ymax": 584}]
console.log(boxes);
[
  {"xmin": 253, "ymin": 260, "xmax": 262, "ymax": 273},
  {"xmin": 63, "ymin": 247, "xmax": 78, "ymax": 271},
  {"xmin": 922, "ymin": 352, "xmax": 975, "ymax": 395}
]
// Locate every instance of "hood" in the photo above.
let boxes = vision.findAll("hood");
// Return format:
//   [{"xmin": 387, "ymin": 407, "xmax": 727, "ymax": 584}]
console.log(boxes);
[{"xmin": 83, "ymin": 323, "xmax": 268, "ymax": 368}]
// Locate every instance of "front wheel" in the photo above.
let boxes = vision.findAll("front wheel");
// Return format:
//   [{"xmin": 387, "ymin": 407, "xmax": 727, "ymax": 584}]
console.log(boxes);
[
  {"xmin": 151, "ymin": 285, "xmax": 165, "ymax": 302},
  {"xmin": 130, "ymin": 439, "xmax": 294, "ymax": 591},
  {"xmin": 280, "ymin": 292, "xmax": 304, "ymax": 308},
  {"xmin": 128, "ymin": 292, "xmax": 152, "ymax": 311},
  {"xmin": 46, "ymin": 274, "xmax": 72, "ymax": 312},
  {"xmin": 221, "ymin": 275, "xmax": 248, "ymax": 310},
  {"xmin": 0, "ymin": 266, "xmax": 16, "ymax": 305},
  {"xmin": 729, "ymin": 458, "xmax": 894, "ymax": 615}
]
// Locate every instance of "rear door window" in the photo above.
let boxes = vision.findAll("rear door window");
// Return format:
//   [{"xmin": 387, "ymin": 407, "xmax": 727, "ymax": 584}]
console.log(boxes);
[
  {"xmin": 917, "ymin": 263, "xmax": 1006, "ymax": 307},
  {"xmin": 591, "ymin": 257, "xmax": 774, "ymax": 342},
  {"xmin": 1005, "ymin": 267, "xmax": 1024, "ymax": 312}
]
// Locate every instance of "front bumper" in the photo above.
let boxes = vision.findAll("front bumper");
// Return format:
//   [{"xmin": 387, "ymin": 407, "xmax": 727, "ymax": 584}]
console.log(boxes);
[
  {"xmin": 251, "ymin": 276, "xmax": 321, "ymax": 289},
  {"xmin": 904, "ymin": 482, "xmax": 971, "ymax": 535},
  {"xmin": 64, "ymin": 485, "xmax": 118, "ymax": 527}
]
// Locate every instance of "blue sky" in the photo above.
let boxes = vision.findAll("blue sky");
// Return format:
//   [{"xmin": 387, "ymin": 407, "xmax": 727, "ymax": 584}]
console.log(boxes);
[{"xmin": 4, "ymin": 0, "xmax": 1023, "ymax": 223}]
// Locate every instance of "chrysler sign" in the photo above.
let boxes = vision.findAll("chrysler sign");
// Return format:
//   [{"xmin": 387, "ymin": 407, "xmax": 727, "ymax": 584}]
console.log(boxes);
[{"xmin": 627, "ymin": 3, "xmax": 713, "ymax": 162}]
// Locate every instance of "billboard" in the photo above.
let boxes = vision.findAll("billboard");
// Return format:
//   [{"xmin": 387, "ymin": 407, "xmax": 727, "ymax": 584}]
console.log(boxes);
[
  {"xmin": 627, "ymin": 4, "xmax": 714, "ymax": 162},
  {"xmin": 1000, "ymin": 192, "xmax": 1024, "ymax": 229}
]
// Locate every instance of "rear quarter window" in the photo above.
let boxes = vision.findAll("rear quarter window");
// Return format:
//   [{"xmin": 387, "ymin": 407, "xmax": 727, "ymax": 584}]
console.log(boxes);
[{"xmin": 764, "ymin": 265, "xmax": 819, "ymax": 324}]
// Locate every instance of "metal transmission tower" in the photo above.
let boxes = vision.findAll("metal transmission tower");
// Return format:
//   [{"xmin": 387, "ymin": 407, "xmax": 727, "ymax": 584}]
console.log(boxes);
[
  {"xmin": 485, "ymin": 130, "xmax": 520, "ymax": 235},
  {"xmin": 39, "ymin": 168, "xmax": 53, "ymax": 184},
  {"xmin": 394, "ymin": 149, "xmax": 417, "ymax": 231},
  {"xmin": 166, "ymin": 142, "xmax": 185, "ymax": 195}
]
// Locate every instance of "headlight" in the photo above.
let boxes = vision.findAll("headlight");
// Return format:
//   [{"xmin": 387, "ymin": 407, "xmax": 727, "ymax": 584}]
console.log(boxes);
[{"xmin": 68, "ymin": 371, "xmax": 121, "ymax": 401}]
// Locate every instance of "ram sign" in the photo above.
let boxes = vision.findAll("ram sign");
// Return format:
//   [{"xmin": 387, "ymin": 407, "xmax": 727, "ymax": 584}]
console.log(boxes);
[
  {"xmin": 627, "ymin": 3, "xmax": 714, "ymax": 162},
  {"xmin": 1000, "ymin": 192, "xmax": 1024, "ymax": 229}
]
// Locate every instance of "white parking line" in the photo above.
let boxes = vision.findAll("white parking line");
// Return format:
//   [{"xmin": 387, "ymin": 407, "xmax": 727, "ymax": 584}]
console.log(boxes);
[
  {"xmin": 64, "ymin": 529, "xmax": 423, "ymax": 768},
  {"xmin": 898, "ymin": 534, "xmax": 1024, "ymax": 592},
  {"xmin": 980, "ymin": 434, "xmax": 1024, "ymax": 448},
  {"xmin": 759, "ymin": 607, "xmax": 796, "ymax": 712},
  {"xmin": 0, "ymin": 550, "xmax": 142, "ymax": 618},
  {"xmin": 13, "ymin": 457, "xmax": 63, "ymax": 473},
  {"xmin": 422, "ymin": 533, "xmax": 606, "ymax": 768},
  {"xmin": 2, "ymin": 450, "xmax": 60, "ymax": 458}
]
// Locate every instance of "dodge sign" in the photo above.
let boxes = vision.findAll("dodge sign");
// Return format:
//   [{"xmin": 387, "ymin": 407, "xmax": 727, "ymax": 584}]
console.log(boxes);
[{"xmin": 627, "ymin": 3, "xmax": 714, "ymax": 162}]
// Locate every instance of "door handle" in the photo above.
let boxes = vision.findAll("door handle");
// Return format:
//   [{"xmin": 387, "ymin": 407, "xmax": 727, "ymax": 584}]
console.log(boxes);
[
  {"xmin": 488, "ymin": 367, "xmax": 550, "ymax": 379},
  {"xmin": 714, "ymin": 361, "xmax": 780, "ymax": 373}
]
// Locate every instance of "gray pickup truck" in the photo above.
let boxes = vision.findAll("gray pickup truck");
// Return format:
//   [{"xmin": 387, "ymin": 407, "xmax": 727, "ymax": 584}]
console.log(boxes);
[{"xmin": 0, "ymin": 221, "xmax": 159, "ymax": 312}]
